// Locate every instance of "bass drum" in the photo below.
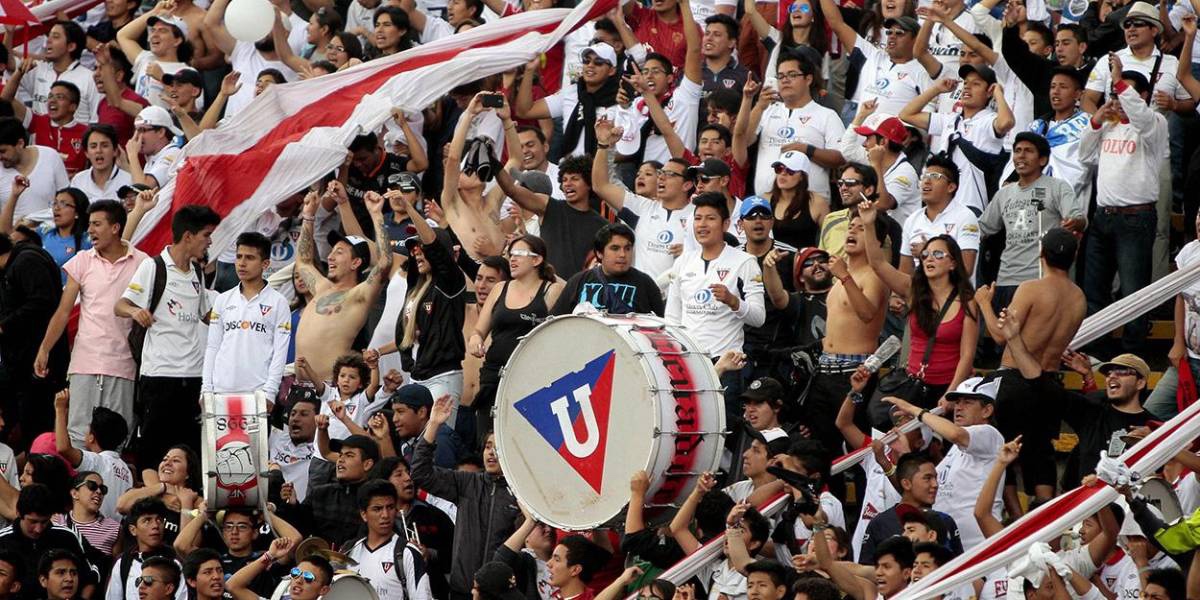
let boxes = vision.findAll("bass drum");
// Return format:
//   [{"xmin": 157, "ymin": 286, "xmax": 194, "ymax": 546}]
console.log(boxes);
[
  {"xmin": 495, "ymin": 313, "xmax": 726, "ymax": 530},
  {"xmin": 269, "ymin": 573, "xmax": 380, "ymax": 600},
  {"xmin": 200, "ymin": 391, "xmax": 270, "ymax": 512}
]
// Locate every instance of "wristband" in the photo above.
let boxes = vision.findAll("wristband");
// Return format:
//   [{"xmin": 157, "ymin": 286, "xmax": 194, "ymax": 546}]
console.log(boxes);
[
  {"xmin": 597, "ymin": 143, "xmax": 610, "ymax": 149},
  {"xmin": 918, "ymin": 409, "xmax": 930, "ymax": 423},
  {"xmin": 301, "ymin": 215, "xmax": 315, "ymax": 222},
  {"xmin": 803, "ymin": 144, "xmax": 816, "ymax": 159},
  {"xmin": 883, "ymin": 465, "xmax": 897, "ymax": 477},
  {"xmin": 258, "ymin": 553, "xmax": 274, "ymax": 568}
]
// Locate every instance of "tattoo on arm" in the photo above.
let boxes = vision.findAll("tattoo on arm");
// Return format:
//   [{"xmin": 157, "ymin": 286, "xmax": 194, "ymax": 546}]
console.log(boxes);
[
  {"xmin": 365, "ymin": 217, "xmax": 392, "ymax": 287},
  {"xmin": 296, "ymin": 220, "xmax": 320, "ymax": 291}
]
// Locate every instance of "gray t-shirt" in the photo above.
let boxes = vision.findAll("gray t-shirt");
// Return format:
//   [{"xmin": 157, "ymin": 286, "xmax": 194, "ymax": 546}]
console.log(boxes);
[{"xmin": 979, "ymin": 175, "xmax": 1082, "ymax": 286}]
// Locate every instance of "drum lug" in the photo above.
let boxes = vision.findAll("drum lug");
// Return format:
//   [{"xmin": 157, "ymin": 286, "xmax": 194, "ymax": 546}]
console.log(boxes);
[
  {"xmin": 649, "ymin": 387, "xmax": 727, "ymax": 394},
  {"xmin": 653, "ymin": 428, "xmax": 731, "ymax": 437},
  {"xmin": 661, "ymin": 471, "xmax": 720, "ymax": 477}
]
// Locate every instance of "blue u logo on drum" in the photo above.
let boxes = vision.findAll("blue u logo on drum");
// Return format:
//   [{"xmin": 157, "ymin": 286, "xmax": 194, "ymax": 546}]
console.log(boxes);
[{"xmin": 514, "ymin": 351, "xmax": 617, "ymax": 494}]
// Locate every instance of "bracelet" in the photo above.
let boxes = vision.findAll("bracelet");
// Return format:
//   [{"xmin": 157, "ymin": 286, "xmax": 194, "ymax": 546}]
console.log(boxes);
[
  {"xmin": 883, "ymin": 465, "xmax": 897, "ymax": 477},
  {"xmin": 597, "ymin": 143, "xmax": 610, "ymax": 149},
  {"xmin": 918, "ymin": 409, "xmax": 930, "ymax": 423},
  {"xmin": 803, "ymin": 144, "xmax": 816, "ymax": 159},
  {"xmin": 812, "ymin": 523, "xmax": 828, "ymax": 532},
  {"xmin": 301, "ymin": 215, "xmax": 315, "ymax": 222},
  {"xmin": 258, "ymin": 553, "xmax": 274, "ymax": 567}
]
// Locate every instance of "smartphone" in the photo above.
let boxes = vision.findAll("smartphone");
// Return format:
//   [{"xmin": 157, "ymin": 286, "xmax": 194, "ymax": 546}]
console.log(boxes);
[{"xmin": 482, "ymin": 93, "xmax": 504, "ymax": 108}]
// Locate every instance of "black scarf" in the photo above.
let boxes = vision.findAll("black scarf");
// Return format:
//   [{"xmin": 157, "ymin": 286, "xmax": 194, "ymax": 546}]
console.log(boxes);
[{"xmin": 562, "ymin": 74, "xmax": 619, "ymax": 156}]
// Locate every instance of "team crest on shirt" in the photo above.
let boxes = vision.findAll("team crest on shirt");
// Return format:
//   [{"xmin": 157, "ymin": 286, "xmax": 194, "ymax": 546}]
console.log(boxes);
[
  {"xmin": 260, "ymin": 304, "xmax": 272, "ymax": 316},
  {"xmin": 717, "ymin": 268, "xmax": 729, "ymax": 281},
  {"xmin": 723, "ymin": 78, "xmax": 736, "ymax": 88},
  {"xmin": 347, "ymin": 404, "xmax": 358, "ymax": 416},
  {"xmin": 798, "ymin": 116, "xmax": 811, "ymax": 125},
  {"xmin": 71, "ymin": 138, "xmax": 81, "ymax": 152},
  {"xmin": 423, "ymin": 301, "xmax": 434, "ymax": 315},
  {"xmin": 192, "ymin": 280, "xmax": 200, "ymax": 293},
  {"xmin": 382, "ymin": 562, "xmax": 394, "ymax": 573}
]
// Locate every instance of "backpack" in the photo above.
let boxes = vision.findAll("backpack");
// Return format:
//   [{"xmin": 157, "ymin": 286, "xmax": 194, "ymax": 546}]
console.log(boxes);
[{"xmin": 126, "ymin": 255, "xmax": 167, "ymax": 367}]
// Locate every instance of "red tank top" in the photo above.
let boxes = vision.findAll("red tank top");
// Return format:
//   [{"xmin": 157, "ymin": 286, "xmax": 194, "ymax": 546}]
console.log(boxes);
[{"xmin": 906, "ymin": 304, "xmax": 966, "ymax": 385}]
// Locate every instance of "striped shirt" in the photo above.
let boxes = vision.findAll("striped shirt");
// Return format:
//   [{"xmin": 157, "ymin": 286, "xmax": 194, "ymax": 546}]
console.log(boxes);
[{"xmin": 55, "ymin": 513, "xmax": 120, "ymax": 555}]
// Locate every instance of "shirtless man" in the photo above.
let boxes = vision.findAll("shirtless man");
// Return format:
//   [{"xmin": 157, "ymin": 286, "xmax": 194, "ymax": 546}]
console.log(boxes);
[
  {"xmin": 976, "ymin": 227, "xmax": 1086, "ymax": 510},
  {"xmin": 806, "ymin": 210, "xmax": 889, "ymax": 457},
  {"xmin": 293, "ymin": 182, "xmax": 391, "ymax": 382},
  {"xmin": 441, "ymin": 92, "xmax": 508, "ymax": 261}
]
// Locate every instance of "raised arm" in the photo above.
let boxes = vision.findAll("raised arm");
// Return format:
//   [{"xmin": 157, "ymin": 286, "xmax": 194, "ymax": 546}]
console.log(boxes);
[
  {"xmin": 886, "ymin": 395, "xmax": 970, "ymax": 448},
  {"xmin": 818, "ymin": 0, "xmax": 859, "ymax": 52},
  {"xmin": 975, "ymin": 437, "xmax": 1018, "ymax": 537},
  {"xmin": 914, "ymin": 16, "xmax": 945, "ymax": 78},
  {"xmin": 811, "ymin": 511, "xmax": 874, "ymax": 600},
  {"xmin": 678, "ymin": 0, "xmax": 702, "ymax": 85},
  {"xmin": 991, "ymin": 82, "xmax": 1015, "ymax": 136},
  {"xmin": 1179, "ymin": 17, "xmax": 1200, "ymax": 100},
  {"xmin": 626, "ymin": 470, "xmax": 650, "ymax": 534},
  {"xmin": 495, "ymin": 161, "xmax": 549, "ymax": 216},
  {"xmin": 742, "ymin": 0, "xmax": 773, "ymax": 38},
  {"xmin": 53, "ymin": 389, "xmax": 83, "ymax": 467},
  {"xmin": 397, "ymin": 115, "xmax": 429, "ymax": 173},
  {"xmin": 857, "ymin": 201, "xmax": 911, "ymax": 296},
  {"xmin": 116, "ymin": 4, "xmax": 157, "ymax": 64},
  {"xmin": 1, "ymin": 61, "xmax": 29, "ymax": 121},
  {"xmin": 931, "ymin": 4, "xmax": 998, "ymax": 64},
  {"xmin": 203, "ymin": 0, "xmax": 240, "ymax": 56},
  {"xmin": 354, "ymin": 192, "xmax": 392, "ymax": 297},
  {"xmin": 761, "ymin": 249, "xmax": 790, "ymax": 310},
  {"xmin": 828, "ymin": 253, "xmax": 885, "ymax": 323},
  {"xmin": 96, "ymin": 44, "xmax": 145, "ymax": 118},
  {"xmin": 1110, "ymin": 54, "xmax": 1158, "ymax": 133},
  {"xmin": 591, "ymin": 119, "xmax": 628, "ymax": 212},
  {"xmin": 228, "ymin": 539, "xmax": 295, "ymax": 600},
  {"xmin": 836, "ymin": 367, "xmax": 872, "ymax": 450},
  {"xmin": 899, "ymin": 79, "xmax": 955, "ymax": 131},
  {"xmin": 272, "ymin": 12, "xmax": 310, "ymax": 75},
  {"xmin": 993, "ymin": 306, "xmax": 1043, "ymax": 379},
  {"xmin": 668, "ymin": 471, "xmax": 715, "ymax": 554},
  {"xmin": 731, "ymin": 77, "xmax": 758, "ymax": 167},
  {"xmin": 514, "ymin": 58, "xmax": 552, "ymax": 120},
  {"xmin": 199, "ymin": 72, "xmax": 241, "ymax": 131},
  {"xmin": 631, "ymin": 65, "xmax": 687, "ymax": 159}
]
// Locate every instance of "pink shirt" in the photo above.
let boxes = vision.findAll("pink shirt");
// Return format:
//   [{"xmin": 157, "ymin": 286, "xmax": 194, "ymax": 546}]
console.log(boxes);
[{"xmin": 62, "ymin": 243, "xmax": 148, "ymax": 380}]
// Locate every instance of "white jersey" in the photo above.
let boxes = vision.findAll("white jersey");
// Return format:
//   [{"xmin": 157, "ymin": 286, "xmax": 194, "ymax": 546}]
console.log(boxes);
[
  {"xmin": 665, "ymin": 244, "xmax": 765, "ymax": 357},
  {"xmin": 924, "ymin": 10, "xmax": 982, "ymax": 75},
  {"xmin": 928, "ymin": 109, "xmax": 1005, "ymax": 214},
  {"xmin": 320, "ymin": 386, "xmax": 389, "ymax": 440},
  {"xmin": 78, "ymin": 449, "xmax": 134, "ymax": 521},
  {"xmin": 900, "ymin": 201, "xmax": 982, "ymax": 264},
  {"xmin": 850, "ymin": 34, "xmax": 937, "ymax": 117},
  {"xmin": 346, "ymin": 534, "xmax": 432, "ymax": 600},
  {"xmin": 268, "ymin": 428, "xmax": 315, "ymax": 502},
  {"xmin": 142, "ymin": 142, "xmax": 183, "ymax": 188},
  {"xmin": 203, "ymin": 283, "xmax": 292, "ymax": 398},
  {"xmin": 132, "ymin": 51, "xmax": 186, "ymax": 109},
  {"xmin": 1098, "ymin": 553, "xmax": 1141, "ymax": 600},
  {"xmin": 621, "ymin": 190, "xmax": 693, "ymax": 280},
  {"xmin": 934, "ymin": 423, "xmax": 1004, "ymax": 551},
  {"xmin": 852, "ymin": 438, "xmax": 901, "ymax": 562},
  {"xmin": 1086, "ymin": 48, "xmax": 1191, "ymax": 112},
  {"xmin": 752, "ymin": 100, "xmax": 845, "ymax": 197},
  {"xmin": 630, "ymin": 76, "xmax": 704, "ymax": 164},
  {"xmin": 70, "ymin": 167, "xmax": 132, "ymax": 203},
  {"xmin": 17, "ymin": 59, "xmax": 99, "ymax": 123},
  {"xmin": 1023, "ymin": 110, "xmax": 1093, "ymax": 205},
  {"xmin": 0, "ymin": 145, "xmax": 69, "ymax": 224},
  {"xmin": 122, "ymin": 247, "xmax": 211, "ymax": 378}
]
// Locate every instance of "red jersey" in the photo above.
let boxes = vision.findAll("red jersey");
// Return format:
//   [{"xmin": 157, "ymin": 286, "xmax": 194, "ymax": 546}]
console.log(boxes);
[
  {"xmin": 98, "ymin": 87, "xmax": 150, "ymax": 146},
  {"xmin": 626, "ymin": 4, "xmax": 699, "ymax": 69},
  {"xmin": 684, "ymin": 149, "xmax": 748, "ymax": 199},
  {"xmin": 27, "ymin": 113, "xmax": 87, "ymax": 175}
]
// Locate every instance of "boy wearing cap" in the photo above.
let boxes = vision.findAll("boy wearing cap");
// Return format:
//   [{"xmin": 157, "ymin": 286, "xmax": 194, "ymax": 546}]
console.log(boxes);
[
  {"xmin": 900, "ymin": 66, "xmax": 1014, "ymax": 215},
  {"xmin": 744, "ymin": 53, "xmax": 845, "ymax": 198},
  {"xmin": 391, "ymin": 384, "xmax": 467, "ymax": 468},
  {"xmin": 725, "ymin": 425, "xmax": 789, "ymax": 502},
  {"xmin": 979, "ymin": 132, "xmax": 1084, "ymax": 287},
  {"xmin": 841, "ymin": 112, "xmax": 921, "ymax": 225},
  {"xmin": 125, "ymin": 106, "xmax": 183, "ymax": 188},
  {"xmin": 116, "ymin": 10, "xmax": 190, "ymax": 110}
]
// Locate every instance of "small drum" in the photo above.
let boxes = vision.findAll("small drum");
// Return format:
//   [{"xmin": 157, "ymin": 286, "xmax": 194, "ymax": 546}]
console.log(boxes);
[
  {"xmin": 495, "ymin": 313, "xmax": 726, "ymax": 530},
  {"xmin": 269, "ymin": 573, "xmax": 380, "ymax": 600},
  {"xmin": 201, "ymin": 392, "xmax": 271, "ymax": 512}
]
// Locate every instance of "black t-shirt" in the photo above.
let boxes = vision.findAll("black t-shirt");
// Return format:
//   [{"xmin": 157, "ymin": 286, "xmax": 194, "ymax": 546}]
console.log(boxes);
[
  {"xmin": 789, "ymin": 290, "xmax": 829, "ymax": 350},
  {"xmin": 345, "ymin": 152, "xmax": 411, "ymax": 239},
  {"xmin": 743, "ymin": 245, "xmax": 797, "ymax": 357},
  {"xmin": 1062, "ymin": 390, "xmax": 1158, "ymax": 486},
  {"xmin": 551, "ymin": 266, "xmax": 665, "ymax": 316},
  {"xmin": 539, "ymin": 201, "xmax": 610, "ymax": 279}
]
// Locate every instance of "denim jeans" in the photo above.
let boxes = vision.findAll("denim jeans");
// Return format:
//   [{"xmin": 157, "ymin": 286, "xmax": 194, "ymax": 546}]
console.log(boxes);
[
  {"xmin": 1084, "ymin": 208, "xmax": 1156, "ymax": 353},
  {"xmin": 1143, "ymin": 356, "xmax": 1200, "ymax": 420}
]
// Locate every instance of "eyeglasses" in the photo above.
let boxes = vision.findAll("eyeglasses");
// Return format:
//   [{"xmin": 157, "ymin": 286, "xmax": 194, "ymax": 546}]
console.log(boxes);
[
  {"xmin": 222, "ymin": 522, "xmax": 253, "ymax": 532},
  {"xmin": 836, "ymin": 178, "xmax": 862, "ymax": 188},
  {"xmin": 657, "ymin": 169, "xmax": 685, "ymax": 178},
  {"xmin": 776, "ymin": 70, "xmax": 808, "ymax": 81},
  {"xmin": 920, "ymin": 249, "xmax": 949, "ymax": 260},
  {"xmin": 773, "ymin": 164, "xmax": 799, "ymax": 175},
  {"xmin": 135, "ymin": 576, "xmax": 159, "ymax": 587},
  {"xmin": 325, "ymin": 42, "xmax": 346, "ymax": 53},
  {"xmin": 75, "ymin": 480, "xmax": 108, "ymax": 495},
  {"xmin": 920, "ymin": 172, "xmax": 950, "ymax": 182},
  {"xmin": 886, "ymin": 28, "xmax": 911, "ymax": 37},
  {"xmin": 509, "ymin": 249, "xmax": 538, "ymax": 258},
  {"xmin": 52, "ymin": 200, "xmax": 76, "ymax": 209},
  {"xmin": 697, "ymin": 174, "xmax": 722, "ymax": 182},
  {"xmin": 643, "ymin": 67, "xmax": 669, "ymax": 76},
  {"xmin": 290, "ymin": 568, "xmax": 317, "ymax": 583},
  {"xmin": 742, "ymin": 211, "xmax": 773, "ymax": 221},
  {"xmin": 1123, "ymin": 19, "xmax": 1152, "ymax": 29}
]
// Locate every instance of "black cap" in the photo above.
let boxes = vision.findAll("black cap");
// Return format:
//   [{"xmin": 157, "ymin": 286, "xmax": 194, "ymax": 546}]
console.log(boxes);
[
  {"xmin": 958, "ymin": 63, "xmax": 998, "ymax": 86},
  {"xmin": 1042, "ymin": 227, "xmax": 1078, "ymax": 263},
  {"xmin": 403, "ymin": 227, "xmax": 455, "ymax": 254},
  {"xmin": 1013, "ymin": 131, "xmax": 1051, "ymax": 158},
  {"xmin": 327, "ymin": 230, "xmax": 373, "ymax": 267},
  {"xmin": 328, "ymin": 434, "xmax": 380, "ymax": 463},
  {"xmin": 740, "ymin": 377, "xmax": 784, "ymax": 404},
  {"xmin": 117, "ymin": 182, "xmax": 151, "ymax": 199},
  {"xmin": 744, "ymin": 425, "xmax": 792, "ymax": 457},
  {"xmin": 687, "ymin": 158, "xmax": 732, "ymax": 179},
  {"xmin": 391, "ymin": 383, "xmax": 433, "ymax": 409},
  {"xmin": 1120, "ymin": 70, "xmax": 1152, "ymax": 96},
  {"xmin": 162, "ymin": 68, "xmax": 202, "ymax": 87},
  {"xmin": 883, "ymin": 16, "xmax": 920, "ymax": 34},
  {"xmin": 475, "ymin": 562, "xmax": 527, "ymax": 600}
]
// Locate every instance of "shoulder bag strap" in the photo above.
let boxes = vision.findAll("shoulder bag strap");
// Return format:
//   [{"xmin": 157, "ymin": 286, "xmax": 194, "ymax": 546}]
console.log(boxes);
[{"xmin": 916, "ymin": 292, "xmax": 958, "ymax": 378}]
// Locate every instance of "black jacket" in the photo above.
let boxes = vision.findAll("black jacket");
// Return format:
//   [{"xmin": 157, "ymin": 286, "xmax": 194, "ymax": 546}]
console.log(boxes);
[
  {"xmin": 0, "ymin": 243, "xmax": 67, "ymax": 369},
  {"xmin": 1079, "ymin": 2, "xmax": 1134, "ymax": 58},
  {"xmin": 398, "ymin": 228, "xmax": 468, "ymax": 380},
  {"xmin": 0, "ymin": 522, "xmax": 99, "ymax": 599},
  {"xmin": 1001, "ymin": 24, "xmax": 1097, "ymax": 116},
  {"xmin": 276, "ymin": 478, "xmax": 368, "ymax": 548}
]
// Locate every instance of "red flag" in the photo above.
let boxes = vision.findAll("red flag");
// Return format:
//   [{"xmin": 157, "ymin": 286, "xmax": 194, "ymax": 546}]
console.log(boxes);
[{"xmin": 1179, "ymin": 358, "xmax": 1197, "ymax": 413}]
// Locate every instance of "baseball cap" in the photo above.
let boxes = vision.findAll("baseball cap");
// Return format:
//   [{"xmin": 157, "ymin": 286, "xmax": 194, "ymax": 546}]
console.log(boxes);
[
  {"xmin": 958, "ymin": 63, "xmax": 998, "ymax": 86},
  {"xmin": 855, "ymin": 114, "xmax": 908, "ymax": 146},
  {"xmin": 327, "ymin": 231, "xmax": 373, "ymax": 268},
  {"xmin": 162, "ymin": 68, "xmax": 202, "ymax": 88},
  {"xmin": 741, "ymin": 377, "xmax": 784, "ymax": 403},
  {"xmin": 1099, "ymin": 354, "xmax": 1151, "ymax": 379},
  {"xmin": 883, "ymin": 16, "xmax": 919, "ymax": 34},
  {"xmin": 744, "ymin": 425, "xmax": 791, "ymax": 456},
  {"xmin": 475, "ymin": 562, "xmax": 525, "ymax": 600},
  {"xmin": 1041, "ymin": 227, "xmax": 1078, "ymax": 266},
  {"xmin": 687, "ymin": 158, "xmax": 731, "ymax": 180},
  {"xmin": 147, "ymin": 14, "xmax": 189, "ymax": 38},
  {"xmin": 328, "ymin": 434, "xmax": 381, "ymax": 462},
  {"xmin": 389, "ymin": 171, "xmax": 420, "ymax": 193},
  {"xmin": 391, "ymin": 383, "xmax": 434, "ymax": 409},
  {"xmin": 579, "ymin": 42, "xmax": 618, "ymax": 67},
  {"xmin": 134, "ymin": 106, "xmax": 182, "ymax": 137},
  {"xmin": 117, "ymin": 182, "xmax": 151, "ymax": 199},
  {"xmin": 772, "ymin": 150, "xmax": 811, "ymax": 174},
  {"xmin": 944, "ymin": 376, "xmax": 1000, "ymax": 403},
  {"xmin": 517, "ymin": 170, "xmax": 553, "ymax": 197},
  {"xmin": 738, "ymin": 195, "xmax": 772, "ymax": 219}
]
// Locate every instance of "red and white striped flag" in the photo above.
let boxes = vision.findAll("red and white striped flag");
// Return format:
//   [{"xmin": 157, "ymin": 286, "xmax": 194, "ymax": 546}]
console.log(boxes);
[
  {"xmin": 130, "ymin": 0, "xmax": 615, "ymax": 256},
  {"xmin": 895, "ymin": 399, "xmax": 1200, "ymax": 600}
]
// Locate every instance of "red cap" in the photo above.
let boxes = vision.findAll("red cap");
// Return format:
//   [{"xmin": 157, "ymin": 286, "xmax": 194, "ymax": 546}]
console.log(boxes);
[{"xmin": 868, "ymin": 117, "xmax": 909, "ymax": 146}]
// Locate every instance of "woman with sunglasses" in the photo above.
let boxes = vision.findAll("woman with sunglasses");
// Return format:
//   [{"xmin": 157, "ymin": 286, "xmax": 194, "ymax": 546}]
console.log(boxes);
[
  {"xmin": 764, "ymin": 151, "xmax": 829, "ymax": 250},
  {"xmin": 56, "ymin": 472, "xmax": 120, "ymax": 556},
  {"xmin": 468, "ymin": 235, "xmax": 563, "ymax": 443},
  {"xmin": 743, "ymin": 0, "xmax": 831, "ymax": 92},
  {"xmin": 857, "ymin": 201, "xmax": 979, "ymax": 413}
]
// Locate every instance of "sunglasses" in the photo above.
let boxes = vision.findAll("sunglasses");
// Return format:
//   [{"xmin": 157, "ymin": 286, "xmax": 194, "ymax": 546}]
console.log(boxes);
[
  {"xmin": 509, "ymin": 249, "xmax": 539, "ymax": 258},
  {"xmin": 802, "ymin": 257, "xmax": 829, "ymax": 268},
  {"xmin": 742, "ymin": 210, "xmax": 773, "ymax": 221},
  {"xmin": 788, "ymin": 2, "xmax": 812, "ymax": 13},
  {"xmin": 582, "ymin": 57, "xmax": 612, "ymax": 66},
  {"xmin": 697, "ymin": 174, "xmax": 722, "ymax": 182},
  {"xmin": 1123, "ymin": 19, "xmax": 1153, "ymax": 29},
  {"xmin": 1104, "ymin": 367, "xmax": 1140, "ymax": 378},
  {"xmin": 290, "ymin": 568, "xmax": 317, "ymax": 583},
  {"xmin": 920, "ymin": 249, "xmax": 949, "ymax": 260},
  {"xmin": 773, "ymin": 164, "xmax": 800, "ymax": 175},
  {"xmin": 836, "ymin": 178, "xmax": 861, "ymax": 188},
  {"xmin": 920, "ymin": 172, "xmax": 950, "ymax": 182},
  {"xmin": 75, "ymin": 480, "xmax": 108, "ymax": 495},
  {"xmin": 135, "ymin": 576, "xmax": 160, "ymax": 587}
]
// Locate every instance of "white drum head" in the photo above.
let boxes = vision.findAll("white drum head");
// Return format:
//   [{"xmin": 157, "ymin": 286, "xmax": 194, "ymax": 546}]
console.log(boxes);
[
  {"xmin": 495, "ymin": 314, "xmax": 722, "ymax": 530},
  {"xmin": 325, "ymin": 573, "xmax": 381, "ymax": 600}
]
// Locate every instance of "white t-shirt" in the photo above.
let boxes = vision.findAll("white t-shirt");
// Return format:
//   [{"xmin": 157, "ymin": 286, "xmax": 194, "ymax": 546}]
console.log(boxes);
[
  {"xmin": 900, "ymin": 201, "xmax": 981, "ymax": 264},
  {"xmin": 346, "ymin": 534, "xmax": 432, "ymax": 600},
  {"xmin": 852, "ymin": 440, "xmax": 901, "ymax": 562},
  {"xmin": 319, "ymin": 386, "xmax": 389, "ymax": 440},
  {"xmin": 621, "ymin": 190, "xmax": 693, "ymax": 280},
  {"xmin": 143, "ymin": 143, "xmax": 183, "ymax": 188},
  {"xmin": 630, "ymin": 76, "xmax": 704, "ymax": 164},
  {"xmin": 544, "ymin": 85, "xmax": 618, "ymax": 158},
  {"xmin": 699, "ymin": 560, "xmax": 746, "ymax": 600},
  {"xmin": 928, "ymin": 109, "xmax": 1005, "ymax": 213},
  {"xmin": 203, "ymin": 284, "xmax": 292, "ymax": 398},
  {"xmin": 851, "ymin": 33, "xmax": 937, "ymax": 116},
  {"xmin": 121, "ymin": 247, "xmax": 211, "ymax": 377},
  {"xmin": 105, "ymin": 555, "xmax": 188, "ymax": 600},
  {"xmin": 752, "ymin": 100, "xmax": 845, "ymax": 197},
  {"xmin": 0, "ymin": 145, "xmax": 69, "ymax": 224},
  {"xmin": 225, "ymin": 42, "xmax": 298, "ymax": 117},
  {"xmin": 933, "ymin": 423, "xmax": 1004, "ymax": 551},
  {"xmin": 881, "ymin": 154, "xmax": 922, "ymax": 225},
  {"xmin": 1098, "ymin": 553, "xmax": 1141, "ymax": 600},
  {"xmin": 78, "ymin": 449, "xmax": 134, "ymax": 521},
  {"xmin": 978, "ymin": 569, "xmax": 1009, "ymax": 600},
  {"xmin": 268, "ymin": 428, "xmax": 315, "ymax": 502},
  {"xmin": 132, "ymin": 50, "xmax": 186, "ymax": 109},
  {"xmin": 70, "ymin": 167, "xmax": 132, "ymax": 203},
  {"xmin": 665, "ymin": 244, "xmax": 766, "ymax": 357},
  {"xmin": 17, "ymin": 59, "xmax": 100, "ymax": 124},
  {"xmin": 688, "ymin": 0, "xmax": 736, "ymax": 24},
  {"xmin": 1086, "ymin": 48, "xmax": 1192, "ymax": 112},
  {"xmin": 925, "ymin": 11, "xmax": 982, "ymax": 75}
]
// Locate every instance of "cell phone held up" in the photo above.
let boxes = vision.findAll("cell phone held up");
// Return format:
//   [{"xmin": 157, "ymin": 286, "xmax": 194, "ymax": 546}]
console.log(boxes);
[{"xmin": 482, "ymin": 93, "xmax": 505, "ymax": 109}]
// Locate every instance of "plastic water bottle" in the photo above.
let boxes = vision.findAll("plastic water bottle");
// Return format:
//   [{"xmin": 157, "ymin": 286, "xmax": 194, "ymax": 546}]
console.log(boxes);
[{"xmin": 862, "ymin": 336, "xmax": 902, "ymax": 373}]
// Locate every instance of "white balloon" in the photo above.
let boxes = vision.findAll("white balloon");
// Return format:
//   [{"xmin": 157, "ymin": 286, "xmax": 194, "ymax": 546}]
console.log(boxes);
[{"xmin": 225, "ymin": 0, "xmax": 275, "ymax": 43}]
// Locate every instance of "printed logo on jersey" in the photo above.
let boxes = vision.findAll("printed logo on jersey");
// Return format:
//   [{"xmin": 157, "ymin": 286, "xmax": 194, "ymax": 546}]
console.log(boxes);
[
  {"xmin": 382, "ymin": 562, "xmax": 394, "ymax": 573},
  {"xmin": 776, "ymin": 126, "xmax": 796, "ymax": 139},
  {"xmin": 260, "ymin": 304, "xmax": 273, "ymax": 317},
  {"xmin": 692, "ymin": 288, "xmax": 714, "ymax": 304},
  {"xmin": 657, "ymin": 230, "xmax": 674, "ymax": 244},
  {"xmin": 514, "ymin": 351, "xmax": 616, "ymax": 494},
  {"xmin": 717, "ymin": 268, "xmax": 729, "ymax": 281}
]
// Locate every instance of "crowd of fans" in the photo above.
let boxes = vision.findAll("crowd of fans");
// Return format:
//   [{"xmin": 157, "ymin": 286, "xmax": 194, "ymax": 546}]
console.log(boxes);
[{"xmin": 0, "ymin": 0, "xmax": 1197, "ymax": 595}]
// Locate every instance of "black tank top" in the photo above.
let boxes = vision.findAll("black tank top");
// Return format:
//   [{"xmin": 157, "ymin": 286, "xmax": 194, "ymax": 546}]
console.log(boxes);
[{"xmin": 480, "ymin": 280, "xmax": 551, "ymax": 384}]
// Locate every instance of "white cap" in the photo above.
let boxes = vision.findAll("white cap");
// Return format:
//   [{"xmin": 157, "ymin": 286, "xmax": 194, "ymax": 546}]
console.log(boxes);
[
  {"xmin": 147, "ymin": 14, "xmax": 190, "ymax": 39},
  {"xmin": 772, "ymin": 150, "xmax": 811, "ymax": 173},
  {"xmin": 134, "ymin": 106, "xmax": 182, "ymax": 137},
  {"xmin": 945, "ymin": 376, "xmax": 1000, "ymax": 402},
  {"xmin": 579, "ymin": 42, "xmax": 618, "ymax": 67}
]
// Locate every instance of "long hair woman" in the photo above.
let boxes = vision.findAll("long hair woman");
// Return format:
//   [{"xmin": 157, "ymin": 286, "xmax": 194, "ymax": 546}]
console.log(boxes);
[
  {"xmin": 468, "ymin": 235, "xmax": 563, "ymax": 444},
  {"xmin": 766, "ymin": 153, "xmax": 829, "ymax": 249}
]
